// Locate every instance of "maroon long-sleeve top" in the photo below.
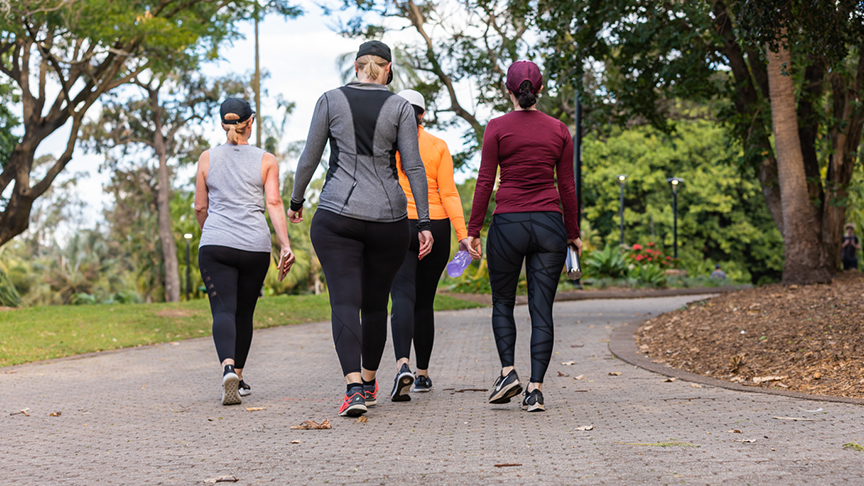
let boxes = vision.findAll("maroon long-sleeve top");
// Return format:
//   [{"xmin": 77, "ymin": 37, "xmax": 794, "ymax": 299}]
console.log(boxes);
[{"xmin": 467, "ymin": 110, "xmax": 580, "ymax": 239}]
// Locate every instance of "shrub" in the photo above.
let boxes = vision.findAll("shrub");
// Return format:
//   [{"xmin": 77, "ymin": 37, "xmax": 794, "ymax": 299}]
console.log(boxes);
[
  {"xmin": 628, "ymin": 263, "xmax": 667, "ymax": 288},
  {"xmin": 585, "ymin": 243, "xmax": 628, "ymax": 279}
]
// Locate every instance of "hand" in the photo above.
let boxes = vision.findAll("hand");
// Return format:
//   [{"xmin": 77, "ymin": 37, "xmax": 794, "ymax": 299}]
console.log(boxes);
[
  {"xmin": 458, "ymin": 238, "xmax": 470, "ymax": 252},
  {"xmin": 466, "ymin": 236, "xmax": 482, "ymax": 259},
  {"xmin": 418, "ymin": 230, "xmax": 434, "ymax": 260},
  {"xmin": 287, "ymin": 207, "xmax": 303, "ymax": 223},
  {"xmin": 568, "ymin": 237, "xmax": 583, "ymax": 257},
  {"xmin": 279, "ymin": 246, "xmax": 296, "ymax": 273}
]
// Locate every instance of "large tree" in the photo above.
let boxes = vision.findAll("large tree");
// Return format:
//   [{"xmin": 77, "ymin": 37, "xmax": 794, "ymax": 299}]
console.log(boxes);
[
  {"xmin": 539, "ymin": 0, "xmax": 864, "ymax": 284},
  {"xmin": 0, "ymin": 0, "xmax": 254, "ymax": 247}
]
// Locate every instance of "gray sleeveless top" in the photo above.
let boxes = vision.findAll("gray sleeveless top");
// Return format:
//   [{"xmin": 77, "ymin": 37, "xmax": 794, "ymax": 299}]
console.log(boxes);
[{"xmin": 199, "ymin": 144, "xmax": 272, "ymax": 253}]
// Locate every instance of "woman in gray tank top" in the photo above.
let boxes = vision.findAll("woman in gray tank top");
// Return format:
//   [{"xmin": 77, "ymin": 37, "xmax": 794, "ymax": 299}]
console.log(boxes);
[{"xmin": 194, "ymin": 97, "xmax": 295, "ymax": 406}]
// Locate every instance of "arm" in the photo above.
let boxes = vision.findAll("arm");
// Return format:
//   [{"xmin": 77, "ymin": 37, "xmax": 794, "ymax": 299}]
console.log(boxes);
[
  {"xmin": 194, "ymin": 150, "xmax": 209, "ymax": 229},
  {"xmin": 289, "ymin": 93, "xmax": 331, "ymax": 221},
  {"xmin": 396, "ymin": 101, "xmax": 434, "ymax": 258},
  {"xmin": 465, "ymin": 121, "xmax": 499, "ymax": 259},
  {"xmin": 435, "ymin": 140, "xmax": 469, "ymax": 243},
  {"xmin": 555, "ymin": 124, "xmax": 580, "ymax": 242},
  {"xmin": 262, "ymin": 152, "xmax": 295, "ymax": 273}
]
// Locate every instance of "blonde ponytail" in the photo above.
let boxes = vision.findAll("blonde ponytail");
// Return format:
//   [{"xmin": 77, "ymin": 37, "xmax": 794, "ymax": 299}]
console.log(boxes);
[
  {"xmin": 356, "ymin": 55, "xmax": 389, "ymax": 83},
  {"xmin": 222, "ymin": 113, "xmax": 251, "ymax": 144}
]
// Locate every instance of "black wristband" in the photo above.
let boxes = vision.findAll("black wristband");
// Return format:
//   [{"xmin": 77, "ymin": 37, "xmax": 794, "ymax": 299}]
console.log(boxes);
[
  {"xmin": 289, "ymin": 198, "xmax": 305, "ymax": 212},
  {"xmin": 416, "ymin": 220, "xmax": 431, "ymax": 232}
]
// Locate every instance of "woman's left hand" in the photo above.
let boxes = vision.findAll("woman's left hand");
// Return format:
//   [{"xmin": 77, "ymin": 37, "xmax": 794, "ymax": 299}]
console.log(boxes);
[
  {"xmin": 568, "ymin": 238, "xmax": 583, "ymax": 257},
  {"xmin": 458, "ymin": 238, "xmax": 470, "ymax": 252},
  {"xmin": 287, "ymin": 208, "xmax": 303, "ymax": 223},
  {"xmin": 418, "ymin": 230, "xmax": 434, "ymax": 260}
]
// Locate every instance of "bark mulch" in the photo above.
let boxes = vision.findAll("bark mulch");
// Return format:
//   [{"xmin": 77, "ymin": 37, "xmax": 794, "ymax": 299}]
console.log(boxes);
[{"xmin": 637, "ymin": 272, "xmax": 864, "ymax": 399}]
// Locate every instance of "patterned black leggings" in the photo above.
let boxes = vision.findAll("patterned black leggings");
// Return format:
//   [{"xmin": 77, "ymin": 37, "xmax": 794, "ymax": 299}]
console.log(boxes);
[{"xmin": 486, "ymin": 212, "xmax": 567, "ymax": 383}]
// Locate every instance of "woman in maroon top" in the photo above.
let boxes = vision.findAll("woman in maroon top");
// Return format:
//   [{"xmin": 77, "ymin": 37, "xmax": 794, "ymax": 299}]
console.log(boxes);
[{"xmin": 466, "ymin": 61, "xmax": 582, "ymax": 412}]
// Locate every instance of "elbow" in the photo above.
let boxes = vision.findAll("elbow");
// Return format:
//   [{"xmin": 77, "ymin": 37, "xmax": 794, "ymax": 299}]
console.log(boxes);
[
  {"xmin": 266, "ymin": 198, "xmax": 284, "ymax": 209},
  {"xmin": 194, "ymin": 205, "xmax": 207, "ymax": 215}
]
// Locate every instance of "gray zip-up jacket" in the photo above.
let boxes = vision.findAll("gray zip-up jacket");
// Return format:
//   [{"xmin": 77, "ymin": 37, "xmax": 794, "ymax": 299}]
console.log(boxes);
[{"xmin": 291, "ymin": 81, "xmax": 431, "ymax": 230}]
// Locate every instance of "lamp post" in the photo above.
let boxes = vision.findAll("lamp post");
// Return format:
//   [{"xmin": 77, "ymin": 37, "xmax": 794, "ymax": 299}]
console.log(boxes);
[
  {"xmin": 183, "ymin": 233, "xmax": 193, "ymax": 301},
  {"xmin": 617, "ymin": 175, "xmax": 627, "ymax": 245},
  {"xmin": 666, "ymin": 178, "xmax": 683, "ymax": 259}
]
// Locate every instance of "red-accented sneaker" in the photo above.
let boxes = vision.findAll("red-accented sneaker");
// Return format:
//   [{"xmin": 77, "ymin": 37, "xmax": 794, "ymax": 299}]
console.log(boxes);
[
  {"xmin": 364, "ymin": 380, "xmax": 378, "ymax": 407},
  {"xmin": 339, "ymin": 389, "xmax": 368, "ymax": 417}
]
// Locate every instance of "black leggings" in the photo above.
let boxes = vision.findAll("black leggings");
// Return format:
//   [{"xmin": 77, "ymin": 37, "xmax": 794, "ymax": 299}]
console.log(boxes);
[
  {"xmin": 198, "ymin": 245, "xmax": 270, "ymax": 369},
  {"xmin": 310, "ymin": 209, "xmax": 410, "ymax": 376},
  {"xmin": 390, "ymin": 219, "xmax": 452, "ymax": 369},
  {"xmin": 486, "ymin": 212, "xmax": 567, "ymax": 383}
]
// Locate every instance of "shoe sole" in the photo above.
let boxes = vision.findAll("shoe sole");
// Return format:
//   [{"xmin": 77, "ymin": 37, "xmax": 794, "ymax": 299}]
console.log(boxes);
[
  {"xmin": 391, "ymin": 372, "xmax": 414, "ymax": 402},
  {"xmin": 222, "ymin": 373, "xmax": 241, "ymax": 406},
  {"xmin": 525, "ymin": 402, "xmax": 545, "ymax": 412},
  {"xmin": 489, "ymin": 383, "xmax": 523, "ymax": 404},
  {"xmin": 365, "ymin": 397, "xmax": 377, "ymax": 407},
  {"xmin": 339, "ymin": 403, "xmax": 368, "ymax": 417},
  {"xmin": 239, "ymin": 389, "xmax": 251, "ymax": 397},
  {"xmin": 411, "ymin": 385, "xmax": 432, "ymax": 392}
]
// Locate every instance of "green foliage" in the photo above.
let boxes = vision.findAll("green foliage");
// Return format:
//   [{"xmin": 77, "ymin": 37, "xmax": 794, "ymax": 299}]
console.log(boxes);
[
  {"xmin": 584, "ymin": 243, "xmax": 628, "ymax": 279},
  {"xmin": 0, "ymin": 260, "xmax": 22, "ymax": 307},
  {"xmin": 627, "ymin": 264, "xmax": 666, "ymax": 288}
]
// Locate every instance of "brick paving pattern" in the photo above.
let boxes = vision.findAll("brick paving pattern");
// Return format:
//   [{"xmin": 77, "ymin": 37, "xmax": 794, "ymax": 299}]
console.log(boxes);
[{"xmin": 3, "ymin": 295, "xmax": 864, "ymax": 484}]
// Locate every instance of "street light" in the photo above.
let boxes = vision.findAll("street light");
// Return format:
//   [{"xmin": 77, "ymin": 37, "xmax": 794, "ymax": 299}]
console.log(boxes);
[
  {"xmin": 183, "ymin": 233, "xmax": 193, "ymax": 301},
  {"xmin": 666, "ymin": 178, "xmax": 684, "ymax": 259},
  {"xmin": 617, "ymin": 175, "xmax": 627, "ymax": 245}
]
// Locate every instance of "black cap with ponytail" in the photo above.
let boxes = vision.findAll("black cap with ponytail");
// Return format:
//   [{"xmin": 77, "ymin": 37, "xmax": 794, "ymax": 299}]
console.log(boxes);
[{"xmin": 517, "ymin": 80, "xmax": 537, "ymax": 109}]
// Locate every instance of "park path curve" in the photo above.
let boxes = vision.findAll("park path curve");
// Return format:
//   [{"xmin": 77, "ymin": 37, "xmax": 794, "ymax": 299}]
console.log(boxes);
[{"xmin": 2, "ymin": 295, "xmax": 863, "ymax": 485}]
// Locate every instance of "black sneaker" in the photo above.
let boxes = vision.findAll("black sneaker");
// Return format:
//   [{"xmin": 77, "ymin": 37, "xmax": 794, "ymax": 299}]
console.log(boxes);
[
  {"xmin": 339, "ymin": 386, "xmax": 368, "ymax": 417},
  {"xmin": 488, "ymin": 369, "xmax": 522, "ymax": 404},
  {"xmin": 391, "ymin": 363, "xmax": 414, "ymax": 402},
  {"xmin": 238, "ymin": 380, "xmax": 251, "ymax": 397},
  {"xmin": 412, "ymin": 374, "xmax": 433, "ymax": 392},
  {"xmin": 222, "ymin": 365, "xmax": 241, "ymax": 406},
  {"xmin": 364, "ymin": 379, "xmax": 378, "ymax": 407},
  {"xmin": 522, "ymin": 388, "xmax": 545, "ymax": 412}
]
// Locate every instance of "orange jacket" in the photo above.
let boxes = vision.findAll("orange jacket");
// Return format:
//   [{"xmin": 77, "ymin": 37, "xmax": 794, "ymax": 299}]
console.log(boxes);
[{"xmin": 397, "ymin": 126, "xmax": 468, "ymax": 241}]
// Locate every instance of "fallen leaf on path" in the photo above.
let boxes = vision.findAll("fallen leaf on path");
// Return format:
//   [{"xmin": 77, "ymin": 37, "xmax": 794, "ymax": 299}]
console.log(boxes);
[
  {"xmin": 735, "ymin": 439, "xmax": 757, "ymax": 443},
  {"xmin": 290, "ymin": 440, "xmax": 301, "ymax": 444},
  {"xmin": 574, "ymin": 375, "xmax": 585, "ymax": 380},
  {"xmin": 799, "ymin": 407, "xmax": 823, "ymax": 413},
  {"xmin": 690, "ymin": 383, "xmax": 703, "ymax": 388},
  {"xmin": 140, "ymin": 384, "xmax": 147, "ymax": 390},
  {"xmin": 616, "ymin": 440, "xmax": 700, "ymax": 448},
  {"xmin": 662, "ymin": 377, "xmax": 677, "ymax": 382},
  {"xmin": 608, "ymin": 372, "xmax": 622, "ymax": 376},
  {"xmin": 772, "ymin": 416, "xmax": 816, "ymax": 421},
  {"xmin": 452, "ymin": 388, "xmax": 487, "ymax": 393},
  {"xmin": 494, "ymin": 463, "xmax": 522, "ymax": 468},
  {"xmin": 557, "ymin": 371, "xmax": 569, "ymax": 377},
  {"xmin": 204, "ymin": 476, "xmax": 238, "ymax": 484},
  {"xmin": 49, "ymin": 412, "xmax": 61, "ymax": 417},
  {"xmin": 561, "ymin": 361, "xmax": 576, "ymax": 366},
  {"xmin": 574, "ymin": 425, "xmax": 593, "ymax": 431},
  {"xmin": 4, "ymin": 370, "xmax": 15, "ymax": 374},
  {"xmin": 843, "ymin": 442, "xmax": 864, "ymax": 452},
  {"xmin": 355, "ymin": 416, "xmax": 367, "ymax": 423},
  {"xmin": 752, "ymin": 375, "xmax": 787, "ymax": 384},
  {"xmin": 245, "ymin": 407, "xmax": 266, "ymax": 412},
  {"xmin": 207, "ymin": 417, "xmax": 224, "ymax": 422},
  {"xmin": 10, "ymin": 408, "xmax": 30, "ymax": 417},
  {"xmin": 291, "ymin": 418, "xmax": 332, "ymax": 430},
  {"xmin": 571, "ymin": 344, "xmax": 584, "ymax": 348},
  {"xmin": 170, "ymin": 342, "xmax": 180, "ymax": 346},
  {"xmin": 727, "ymin": 430, "xmax": 742, "ymax": 434}
]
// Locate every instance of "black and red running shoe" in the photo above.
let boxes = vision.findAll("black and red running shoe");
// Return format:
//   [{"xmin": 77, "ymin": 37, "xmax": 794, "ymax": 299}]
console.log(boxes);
[
  {"xmin": 364, "ymin": 380, "xmax": 378, "ymax": 407},
  {"xmin": 339, "ymin": 388, "xmax": 368, "ymax": 417}
]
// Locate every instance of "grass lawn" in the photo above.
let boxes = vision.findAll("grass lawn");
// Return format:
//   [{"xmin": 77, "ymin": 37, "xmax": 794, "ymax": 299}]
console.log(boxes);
[{"xmin": 0, "ymin": 293, "xmax": 484, "ymax": 367}]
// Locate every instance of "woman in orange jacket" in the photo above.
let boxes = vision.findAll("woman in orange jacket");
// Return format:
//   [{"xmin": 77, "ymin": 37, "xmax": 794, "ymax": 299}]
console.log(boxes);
[{"xmin": 388, "ymin": 89, "xmax": 469, "ymax": 401}]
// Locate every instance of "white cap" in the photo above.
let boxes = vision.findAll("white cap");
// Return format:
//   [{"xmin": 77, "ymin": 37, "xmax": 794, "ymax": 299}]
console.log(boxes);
[{"xmin": 397, "ymin": 89, "xmax": 425, "ymax": 111}]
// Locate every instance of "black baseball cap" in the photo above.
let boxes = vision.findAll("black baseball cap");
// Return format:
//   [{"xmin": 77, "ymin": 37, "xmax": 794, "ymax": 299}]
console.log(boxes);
[
  {"xmin": 356, "ymin": 40, "xmax": 394, "ymax": 85},
  {"xmin": 220, "ymin": 97, "xmax": 254, "ymax": 125}
]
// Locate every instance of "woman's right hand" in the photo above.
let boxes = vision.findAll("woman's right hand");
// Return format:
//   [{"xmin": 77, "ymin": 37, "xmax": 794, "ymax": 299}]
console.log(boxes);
[
  {"xmin": 466, "ymin": 236, "xmax": 482, "ymax": 260},
  {"xmin": 287, "ymin": 208, "xmax": 303, "ymax": 223}
]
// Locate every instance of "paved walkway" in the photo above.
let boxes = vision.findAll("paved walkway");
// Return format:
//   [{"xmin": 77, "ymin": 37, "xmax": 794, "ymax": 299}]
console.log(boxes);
[{"xmin": 3, "ymin": 296, "xmax": 864, "ymax": 485}]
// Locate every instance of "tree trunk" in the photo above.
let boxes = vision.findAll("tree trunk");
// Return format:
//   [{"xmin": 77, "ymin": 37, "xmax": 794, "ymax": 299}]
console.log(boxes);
[
  {"xmin": 150, "ymin": 90, "xmax": 181, "ymax": 302},
  {"xmin": 766, "ymin": 42, "xmax": 831, "ymax": 285}
]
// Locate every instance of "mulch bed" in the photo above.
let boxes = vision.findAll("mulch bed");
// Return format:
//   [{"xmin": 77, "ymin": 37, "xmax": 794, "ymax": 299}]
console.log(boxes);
[{"xmin": 637, "ymin": 272, "xmax": 864, "ymax": 399}]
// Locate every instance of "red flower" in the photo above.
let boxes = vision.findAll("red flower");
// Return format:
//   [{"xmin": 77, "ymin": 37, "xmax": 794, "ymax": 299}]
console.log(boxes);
[
  {"xmin": 632, "ymin": 244, "xmax": 643, "ymax": 251},
  {"xmin": 647, "ymin": 242, "xmax": 656, "ymax": 247},
  {"xmin": 666, "ymin": 256, "xmax": 672, "ymax": 260},
  {"xmin": 635, "ymin": 254, "xmax": 644, "ymax": 261}
]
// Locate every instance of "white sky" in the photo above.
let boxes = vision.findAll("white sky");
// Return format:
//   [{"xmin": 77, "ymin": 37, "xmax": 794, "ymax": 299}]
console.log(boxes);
[{"xmin": 26, "ymin": 1, "xmax": 479, "ymax": 230}]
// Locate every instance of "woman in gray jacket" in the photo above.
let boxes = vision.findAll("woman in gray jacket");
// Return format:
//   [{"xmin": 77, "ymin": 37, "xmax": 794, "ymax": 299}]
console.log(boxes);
[{"xmin": 288, "ymin": 41, "xmax": 433, "ymax": 417}]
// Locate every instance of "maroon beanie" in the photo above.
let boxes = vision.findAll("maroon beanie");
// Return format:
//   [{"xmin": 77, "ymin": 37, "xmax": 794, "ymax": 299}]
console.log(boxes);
[{"xmin": 505, "ymin": 61, "xmax": 543, "ymax": 94}]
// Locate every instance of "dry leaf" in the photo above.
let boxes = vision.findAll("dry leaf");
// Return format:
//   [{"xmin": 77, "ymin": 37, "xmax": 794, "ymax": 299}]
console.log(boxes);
[
  {"xmin": 245, "ymin": 407, "xmax": 266, "ymax": 412},
  {"xmin": 49, "ymin": 411, "xmax": 61, "ymax": 417},
  {"xmin": 574, "ymin": 425, "xmax": 594, "ymax": 431},
  {"xmin": 813, "ymin": 372, "xmax": 822, "ymax": 380},
  {"xmin": 203, "ymin": 475, "xmax": 238, "ymax": 483},
  {"xmin": 752, "ymin": 375, "xmax": 787, "ymax": 384},
  {"xmin": 557, "ymin": 371, "xmax": 569, "ymax": 377},
  {"xmin": 355, "ymin": 416, "xmax": 368, "ymax": 423},
  {"xmin": 772, "ymin": 416, "xmax": 816, "ymax": 421},
  {"xmin": 561, "ymin": 361, "xmax": 576, "ymax": 366},
  {"xmin": 494, "ymin": 463, "xmax": 522, "ymax": 468},
  {"xmin": 571, "ymin": 344, "xmax": 584, "ymax": 348},
  {"xmin": 4, "ymin": 370, "xmax": 16, "ymax": 374},
  {"xmin": 290, "ymin": 440, "xmax": 301, "ymax": 444},
  {"xmin": 690, "ymin": 383, "xmax": 703, "ymax": 388},
  {"xmin": 663, "ymin": 378, "xmax": 677, "ymax": 382},
  {"xmin": 574, "ymin": 374, "xmax": 585, "ymax": 380},
  {"xmin": 735, "ymin": 439, "xmax": 757, "ymax": 443},
  {"xmin": 608, "ymin": 372, "xmax": 622, "ymax": 376},
  {"xmin": 727, "ymin": 430, "xmax": 742, "ymax": 434},
  {"xmin": 290, "ymin": 418, "xmax": 332, "ymax": 430},
  {"xmin": 10, "ymin": 408, "xmax": 30, "ymax": 417}
]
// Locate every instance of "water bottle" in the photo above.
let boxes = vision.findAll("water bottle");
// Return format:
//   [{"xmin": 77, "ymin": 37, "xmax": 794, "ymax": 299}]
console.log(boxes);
[{"xmin": 446, "ymin": 251, "xmax": 472, "ymax": 277}]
